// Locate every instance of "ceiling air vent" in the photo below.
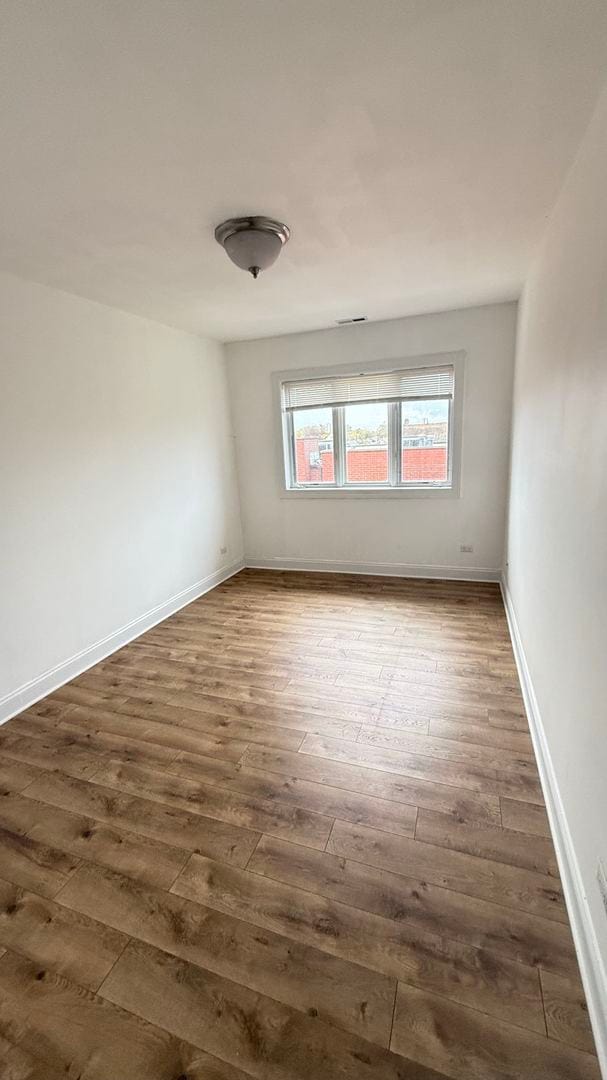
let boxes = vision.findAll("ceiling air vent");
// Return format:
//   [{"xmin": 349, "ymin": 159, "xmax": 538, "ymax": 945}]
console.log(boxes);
[{"xmin": 336, "ymin": 315, "xmax": 368, "ymax": 325}]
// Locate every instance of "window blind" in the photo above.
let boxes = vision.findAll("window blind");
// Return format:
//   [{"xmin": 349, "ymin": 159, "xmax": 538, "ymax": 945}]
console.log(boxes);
[{"xmin": 282, "ymin": 365, "xmax": 454, "ymax": 411}]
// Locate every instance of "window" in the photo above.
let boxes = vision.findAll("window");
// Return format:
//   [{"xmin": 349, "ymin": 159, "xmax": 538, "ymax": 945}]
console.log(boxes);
[
  {"xmin": 345, "ymin": 402, "xmax": 389, "ymax": 483},
  {"xmin": 280, "ymin": 361, "xmax": 457, "ymax": 493},
  {"xmin": 402, "ymin": 398, "xmax": 449, "ymax": 484},
  {"xmin": 292, "ymin": 407, "xmax": 334, "ymax": 484}
]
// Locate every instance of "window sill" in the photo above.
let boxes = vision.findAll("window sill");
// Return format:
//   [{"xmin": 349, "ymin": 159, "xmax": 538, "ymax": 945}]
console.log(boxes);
[{"xmin": 280, "ymin": 485, "xmax": 459, "ymax": 500}]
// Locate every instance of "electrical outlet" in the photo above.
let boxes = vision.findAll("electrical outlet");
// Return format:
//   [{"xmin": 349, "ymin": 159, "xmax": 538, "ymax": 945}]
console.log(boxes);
[
  {"xmin": 460, "ymin": 544, "xmax": 474, "ymax": 553},
  {"xmin": 220, "ymin": 545, "xmax": 228, "ymax": 555},
  {"xmin": 597, "ymin": 860, "xmax": 607, "ymax": 917}
]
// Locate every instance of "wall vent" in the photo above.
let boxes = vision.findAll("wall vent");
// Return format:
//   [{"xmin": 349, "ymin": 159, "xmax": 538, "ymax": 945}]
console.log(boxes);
[{"xmin": 336, "ymin": 315, "xmax": 368, "ymax": 325}]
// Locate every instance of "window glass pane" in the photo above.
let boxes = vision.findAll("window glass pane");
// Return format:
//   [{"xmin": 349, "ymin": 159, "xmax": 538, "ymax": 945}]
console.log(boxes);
[
  {"xmin": 345, "ymin": 402, "xmax": 389, "ymax": 483},
  {"xmin": 293, "ymin": 407, "xmax": 334, "ymax": 484},
  {"xmin": 401, "ymin": 399, "xmax": 449, "ymax": 483}
]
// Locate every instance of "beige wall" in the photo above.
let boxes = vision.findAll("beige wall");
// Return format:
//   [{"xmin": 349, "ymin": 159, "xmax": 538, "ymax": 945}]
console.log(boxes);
[{"xmin": 0, "ymin": 272, "xmax": 243, "ymax": 718}]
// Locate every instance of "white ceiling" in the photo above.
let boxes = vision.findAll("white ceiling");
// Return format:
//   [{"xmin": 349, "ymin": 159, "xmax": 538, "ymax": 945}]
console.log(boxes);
[{"xmin": 1, "ymin": 1, "xmax": 606, "ymax": 342}]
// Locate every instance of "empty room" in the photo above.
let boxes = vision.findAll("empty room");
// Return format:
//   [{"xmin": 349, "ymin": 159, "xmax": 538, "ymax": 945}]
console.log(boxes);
[{"xmin": 1, "ymin": 2, "xmax": 606, "ymax": 1078}]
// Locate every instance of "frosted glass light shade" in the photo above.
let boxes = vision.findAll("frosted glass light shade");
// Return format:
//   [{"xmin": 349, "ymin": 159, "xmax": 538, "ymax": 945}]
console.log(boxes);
[{"xmin": 215, "ymin": 216, "xmax": 290, "ymax": 278}]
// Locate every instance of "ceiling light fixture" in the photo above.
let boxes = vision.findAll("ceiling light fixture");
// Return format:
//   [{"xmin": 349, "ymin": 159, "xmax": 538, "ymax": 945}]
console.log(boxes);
[{"xmin": 214, "ymin": 216, "xmax": 290, "ymax": 279}]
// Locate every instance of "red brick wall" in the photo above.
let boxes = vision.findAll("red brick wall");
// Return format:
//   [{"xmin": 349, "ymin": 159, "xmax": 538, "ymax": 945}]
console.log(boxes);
[
  {"xmin": 401, "ymin": 447, "xmax": 447, "ymax": 481},
  {"xmin": 295, "ymin": 437, "xmax": 334, "ymax": 482},
  {"xmin": 295, "ymin": 439, "xmax": 446, "ymax": 483},
  {"xmin": 344, "ymin": 449, "xmax": 388, "ymax": 482}
]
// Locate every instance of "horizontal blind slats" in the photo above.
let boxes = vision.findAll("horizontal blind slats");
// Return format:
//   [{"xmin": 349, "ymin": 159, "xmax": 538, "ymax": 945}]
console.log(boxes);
[{"xmin": 282, "ymin": 366, "xmax": 453, "ymax": 410}]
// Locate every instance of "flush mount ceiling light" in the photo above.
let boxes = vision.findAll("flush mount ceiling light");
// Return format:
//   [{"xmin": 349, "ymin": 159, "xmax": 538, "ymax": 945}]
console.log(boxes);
[{"xmin": 214, "ymin": 216, "xmax": 290, "ymax": 278}]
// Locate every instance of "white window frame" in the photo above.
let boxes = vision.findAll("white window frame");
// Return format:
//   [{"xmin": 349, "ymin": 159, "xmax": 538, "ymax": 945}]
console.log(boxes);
[{"xmin": 273, "ymin": 350, "xmax": 465, "ymax": 499}]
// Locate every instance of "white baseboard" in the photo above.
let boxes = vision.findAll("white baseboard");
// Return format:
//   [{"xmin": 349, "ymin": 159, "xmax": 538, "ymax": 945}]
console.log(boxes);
[
  {"xmin": 245, "ymin": 556, "xmax": 500, "ymax": 582},
  {"xmin": 0, "ymin": 559, "xmax": 245, "ymax": 726},
  {"xmin": 501, "ymin": 574, "xmax": 607, "ymax": 1077}
]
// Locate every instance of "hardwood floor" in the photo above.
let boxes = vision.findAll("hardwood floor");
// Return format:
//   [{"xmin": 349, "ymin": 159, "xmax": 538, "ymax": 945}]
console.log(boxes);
[{"xmin": 0, "ymin": 568, "xmax": 599, "ymax": 1080}]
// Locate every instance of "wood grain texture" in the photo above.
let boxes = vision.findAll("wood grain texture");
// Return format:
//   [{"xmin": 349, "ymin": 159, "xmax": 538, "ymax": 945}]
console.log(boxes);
[
  {"xmin": 540, "ymin": 969, "xmax": 597, "ymax": 1054},
  {"xmin": 0, "ymin": 949, "xmax": 252, "ymax": 1080},
  {"xmin": 22, "ymin": 769, "xmax": 260, "ymax": 868},
  {"xmin": 0, "ymin": 789, "xmax": 189, "ymax": 889},
  {"xmin": 100, "ymin": 938, "xmax": 445, "ymax": 1080},
  {"xmin": 0, "ymin": 1032, "xmax": 66, "ymax": 1080},
  {"xmin": 391, "ymin": 981, "xmax": 600, "ymax": 1080},
  {"xmin": 91, "ymin": 758, "xmax": 334, "ymax": 850},
  {"xmin": 0, "ymin": 569, "xmax": 598, "ymax": 1078},
  {"xmin": 58, "ymin": 861, "xmax": 395, "ymax": 1045},
  {"xmin": 414, "ymin": 807, "xmax": 559, "ymax": 876},
  {"xmin": 300, "ymin": 731, "xmax": 544, "ymax": 802},
  {"xmin": 165, "ymin": 749, "xmax": 418, "ymax": 838},
  {"xmin": 0, "ymin": 827, "xmax": 79, "ymax": 900},
  {"xmin": 247, "ymin": 835, "xmax": 579, "ymax": 978},
  {"xmin": 0, "ymin": 755, "xmax": 46, "ymax": 795},
  {"xmin": 0, "ymin": 879, "xmax": 127, "ymax": 990},
  {"xmin": 428, "ymin": 717, "xmax": 533, "ymax": 753},
  {"xmin": 327, "ymin": 819, "xmax": 566, "ymax": 922},
  {"xmin": 172, "ymin": 852, "xmax": 546, "ymax": 1032},
  {"xmin": 16, "ymin": 704, "xmax": 253, "ymax": 762},
  {"xmin": 241, "ymin": 743, "xmax": 502, "ymax": 825},
  {"xmin": 500, "ymin": 796, "xmax": 552, "ymax": 837}
]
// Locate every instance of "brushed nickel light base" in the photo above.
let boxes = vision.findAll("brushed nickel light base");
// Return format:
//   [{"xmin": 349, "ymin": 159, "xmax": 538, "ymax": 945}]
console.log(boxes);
[{"xmin": 214, "ymin": 216, "xmax": 290, "ymax": 278}]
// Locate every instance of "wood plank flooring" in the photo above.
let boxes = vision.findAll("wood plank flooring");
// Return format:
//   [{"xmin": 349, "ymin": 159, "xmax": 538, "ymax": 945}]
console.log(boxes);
[{"xmin": 0, "ymin": 568, "xmax": 599, "ymax": 1080}]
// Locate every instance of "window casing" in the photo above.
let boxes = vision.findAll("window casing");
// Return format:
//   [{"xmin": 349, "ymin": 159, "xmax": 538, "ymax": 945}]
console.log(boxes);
[{"xmin": 279, "ymin": 360, "xmax": 457, "ymax": 493}]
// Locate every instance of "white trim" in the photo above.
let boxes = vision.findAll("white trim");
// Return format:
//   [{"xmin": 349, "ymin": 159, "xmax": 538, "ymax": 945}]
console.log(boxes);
[
  {"xmin": 245, "ymin": 557, "xmax": 500, "ymax": 582},
  {"xmin": 277, "ymin": 485, "xmax": 459, "ymax": 501},
  {"xmin": 0, "ymin": 559, "xmax": 245, "ymax": 726},
  {"xmin": 501, "ymin": 574, "xmax": 607, "ymax": 1078}
]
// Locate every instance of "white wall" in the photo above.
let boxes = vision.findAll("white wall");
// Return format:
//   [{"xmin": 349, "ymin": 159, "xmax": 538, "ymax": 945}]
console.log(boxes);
[
  {"xmin": 505, "ymin": 86, "xmax": 607, "ymax": 1065},
  {"xmin": 226, "ymin": 302, "xmax": 516, "ymax": 579},
  {"xmin": 0, "ymin": 272, "xmax": 243, "ymax": 719}
]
